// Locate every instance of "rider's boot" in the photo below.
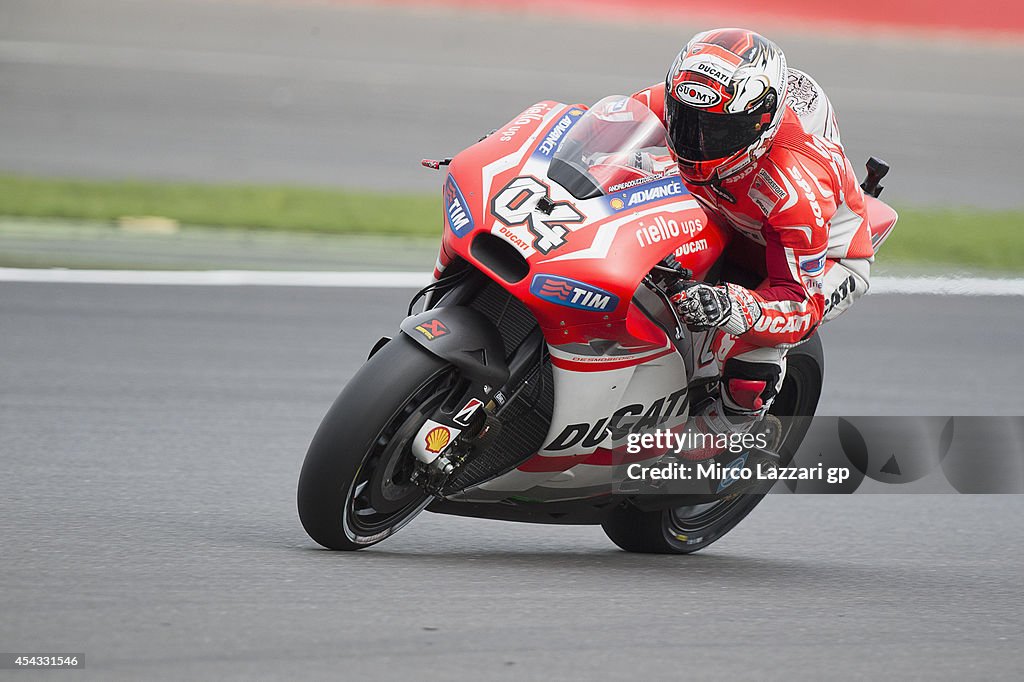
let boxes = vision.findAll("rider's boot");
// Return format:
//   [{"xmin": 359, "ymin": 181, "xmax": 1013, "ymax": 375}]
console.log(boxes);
[{"xmin": 676, "ymin": 379, "xmax": 782, "ymax": 462}]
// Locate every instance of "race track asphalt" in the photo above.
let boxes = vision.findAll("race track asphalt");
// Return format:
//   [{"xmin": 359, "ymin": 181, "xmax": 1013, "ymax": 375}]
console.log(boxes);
[
  {"xmin": 3, "ymin": 0, "xmax": 1024, "ymax": 677},
  {"xmin": 2, "ymin": 0, "xmax": 1023, "ymax": 208},
  {"xmin": 1, "ymin": 283, "xmax": 1022, "ymax": 680}
]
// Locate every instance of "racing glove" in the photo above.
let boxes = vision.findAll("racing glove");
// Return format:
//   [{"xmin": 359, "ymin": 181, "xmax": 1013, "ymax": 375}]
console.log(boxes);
[{"xmin": 670, "ymin": 281, "xmax": 763, "ymax": 336}]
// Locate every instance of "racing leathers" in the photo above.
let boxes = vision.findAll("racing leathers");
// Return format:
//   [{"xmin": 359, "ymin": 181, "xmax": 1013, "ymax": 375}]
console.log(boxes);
[{"xmin": 632, "ymin": 69, "xmax": 875, "ymax": 420}]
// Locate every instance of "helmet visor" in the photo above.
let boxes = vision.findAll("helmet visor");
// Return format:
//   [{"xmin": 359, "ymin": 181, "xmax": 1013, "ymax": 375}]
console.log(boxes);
[{"xmin": 666, "ymin": 99, "xmax": 769, "ymax": 162}]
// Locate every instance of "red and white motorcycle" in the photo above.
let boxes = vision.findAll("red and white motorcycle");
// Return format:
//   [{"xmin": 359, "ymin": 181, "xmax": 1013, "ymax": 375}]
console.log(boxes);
[{"xmin": 297, "ymin": 96, "xmax": 897, "ymax": 552}]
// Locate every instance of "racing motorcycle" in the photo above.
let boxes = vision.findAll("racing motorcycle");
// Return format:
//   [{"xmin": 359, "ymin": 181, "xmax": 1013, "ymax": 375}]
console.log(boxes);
[{"xmin": 297, "ymin": 95, "xmax": 898, "ymax": 553}]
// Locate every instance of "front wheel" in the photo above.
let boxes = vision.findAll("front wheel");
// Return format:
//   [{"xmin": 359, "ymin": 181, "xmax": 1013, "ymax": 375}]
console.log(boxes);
[
  {"xmin": 297, "ymin": 334, "xmax": 453, "ymax": 550},
  {"xmin": 601, "ymin": 335, "xmax": 824, "ymax": 554}
]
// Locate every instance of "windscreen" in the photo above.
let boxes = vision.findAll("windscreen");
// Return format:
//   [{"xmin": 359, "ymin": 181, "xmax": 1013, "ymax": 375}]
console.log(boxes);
[{"xmin": 549, "ymin": 95, "xmax": 672, "ymax": 200}]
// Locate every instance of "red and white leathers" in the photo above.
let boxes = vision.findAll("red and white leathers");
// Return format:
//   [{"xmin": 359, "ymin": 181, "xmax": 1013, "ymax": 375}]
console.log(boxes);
[{"xmin": 633, "ymin": 69, "xmax": 874, "ymax": 417}]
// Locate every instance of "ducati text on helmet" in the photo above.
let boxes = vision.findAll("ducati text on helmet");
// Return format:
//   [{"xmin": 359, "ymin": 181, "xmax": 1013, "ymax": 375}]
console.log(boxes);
[{"xmin": 664, "ymin": 28, "xmax": 788, "ymax": 185}]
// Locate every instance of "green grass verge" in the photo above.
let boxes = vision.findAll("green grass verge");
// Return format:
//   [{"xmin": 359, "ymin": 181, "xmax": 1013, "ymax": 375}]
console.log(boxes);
[
  {"xmin": 1, "ymin": 173, "xmax": 1021, "ymax": 271},
  {"xmin": 0, "ymin": 174, "xmax": 442, "ymax": 237},
  {"xmin": 878, "ymin": 209, "xmax": 1023, "ymax": 272}
]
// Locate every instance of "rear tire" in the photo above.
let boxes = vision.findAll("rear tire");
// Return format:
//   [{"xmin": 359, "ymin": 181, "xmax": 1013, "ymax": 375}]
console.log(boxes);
[
  {"xmin": 297, "ymin": 334, "xmax": 451, "ymax": 550},
  {"xmin": 601, "ymin": 335, "xmax": 824, "ymax": 554}
]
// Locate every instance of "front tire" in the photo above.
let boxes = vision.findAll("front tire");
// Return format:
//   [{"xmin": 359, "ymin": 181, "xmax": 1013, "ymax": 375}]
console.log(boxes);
[
  {"xmin": 601, "ymin": 335, "xmax": 824, "ymax": 554},
  {"xmin": 297, "ymin": 334, "xmax": 451, "ymax": 550}
]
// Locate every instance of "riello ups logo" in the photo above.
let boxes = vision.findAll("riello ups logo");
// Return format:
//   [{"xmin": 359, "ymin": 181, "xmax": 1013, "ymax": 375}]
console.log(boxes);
[{"xmin": 530, "ymin": 275, "xmax": 619, "ymax": 313}]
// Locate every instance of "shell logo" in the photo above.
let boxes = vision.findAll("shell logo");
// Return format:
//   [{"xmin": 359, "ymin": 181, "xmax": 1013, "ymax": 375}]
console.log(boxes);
[
  {"xmin": 424, "ymin": 426, "xmax": 451, "ymax": 454},
  {"xmin": 610, "ymin": 198, "xmax": 625, "ymax": 210}
]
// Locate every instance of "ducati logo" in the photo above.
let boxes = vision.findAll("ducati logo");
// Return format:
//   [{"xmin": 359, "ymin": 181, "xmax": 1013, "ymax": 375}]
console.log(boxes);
[{"xmin": 544, "ymin": 388, "xmax": 688, "ymax": 451}]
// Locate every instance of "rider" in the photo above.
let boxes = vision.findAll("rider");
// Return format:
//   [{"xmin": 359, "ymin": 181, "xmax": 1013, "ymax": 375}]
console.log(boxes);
[{"xmin": 630, "ymin": 28, "xmax": 874, "ymax": 449}]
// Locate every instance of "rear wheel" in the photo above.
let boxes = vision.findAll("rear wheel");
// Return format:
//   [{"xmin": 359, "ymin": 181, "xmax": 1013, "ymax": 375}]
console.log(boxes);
[
  {"xmin": 297, "ymin": 334, "xmax": 453, "ymax": 550},
  {"xmin": 601, "ymin": 336, "xmax": 823, "ymax": 554}
]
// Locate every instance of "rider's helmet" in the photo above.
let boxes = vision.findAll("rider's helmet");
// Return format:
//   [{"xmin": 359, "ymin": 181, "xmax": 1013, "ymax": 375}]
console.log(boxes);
[{"xmin": 664, "ymin": 28, "xmax": 788, "ymax": 185}]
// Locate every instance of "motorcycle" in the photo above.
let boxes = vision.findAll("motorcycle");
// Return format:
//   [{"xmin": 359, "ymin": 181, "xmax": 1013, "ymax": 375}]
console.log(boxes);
[{"xmin": 297, "ymin": 95, "xmax": 898, "ymax": 553}]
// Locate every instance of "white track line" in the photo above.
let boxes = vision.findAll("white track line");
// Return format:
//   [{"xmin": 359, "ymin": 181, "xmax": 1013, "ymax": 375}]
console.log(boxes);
[
  {"xmin": 0, "ymin": 269, "xmax": 430, "ymax": 288},
  {"xmin": 870, "ymin": 277, "xmax": 1024, "ymax": 296},
  {"xmin": 1, "ymin": 268, "xmax": 1023, "ymax": 296}
]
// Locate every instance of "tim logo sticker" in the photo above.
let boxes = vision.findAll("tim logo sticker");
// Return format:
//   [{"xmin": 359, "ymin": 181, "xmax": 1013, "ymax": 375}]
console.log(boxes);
[
  {"xmin": 444, "ymin": 175, "xmax": 474, "ymax": 238},
  {"xmin": 530, "ymin": 275, "xmax": 619, "ymax": 312},
  {"xmin": 799, "ymin": 250, "xmax": 827, "ymax": 276}
]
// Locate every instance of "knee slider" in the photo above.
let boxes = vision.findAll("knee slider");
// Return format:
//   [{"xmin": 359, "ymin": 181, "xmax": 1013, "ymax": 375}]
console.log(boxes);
[{"xmin": 722, "ymin": 359, "xmax": 782, "ymax": 416}]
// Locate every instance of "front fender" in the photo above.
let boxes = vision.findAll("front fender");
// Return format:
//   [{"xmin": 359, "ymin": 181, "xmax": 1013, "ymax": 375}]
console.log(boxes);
[{"xmin": 399, "ymin": 307, "xmax": 510, "ymax": 387}]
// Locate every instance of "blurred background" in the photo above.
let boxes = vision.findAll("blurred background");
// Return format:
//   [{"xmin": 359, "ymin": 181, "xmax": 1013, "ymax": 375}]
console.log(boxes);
[
  {"xmin": 2, "ymin": 0, "xmax": 1023, "ymax": 272},
  {"xmin": 4, "ymin": 4, "xmax": 1024, "ymax": 678}
]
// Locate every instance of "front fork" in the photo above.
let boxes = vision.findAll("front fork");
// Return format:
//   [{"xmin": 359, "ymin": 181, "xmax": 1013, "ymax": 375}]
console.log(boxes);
[
  {"xmin": 389, "ymin": 263, "xmax": 549, "ymax": 493},
  {"xmin": 407, "ymin": 327, "xmax": 545, "ymax": 493}
]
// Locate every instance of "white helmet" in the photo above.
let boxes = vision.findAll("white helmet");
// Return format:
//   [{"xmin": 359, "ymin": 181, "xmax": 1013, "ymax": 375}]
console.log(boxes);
[{"xmin": 664, "ymin": 28, "xmax": 788, "ymax": 185}]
